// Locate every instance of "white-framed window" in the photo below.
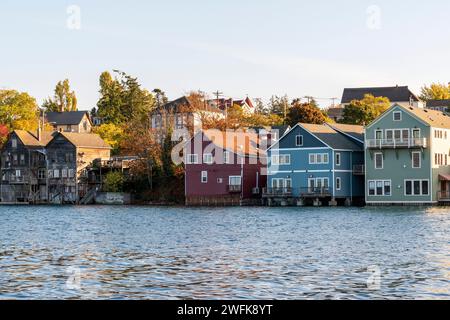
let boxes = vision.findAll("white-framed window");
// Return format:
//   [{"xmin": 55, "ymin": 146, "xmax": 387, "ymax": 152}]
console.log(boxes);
[
  {"xmin": 375, "ymin": 130, "xmax": 383, "ymax": 140},
  {"xmin": 19, "ymin": 154, "xmax": 25, "ymax": 165},
  {"xmin": 412, "ymin": 129, "xmax": 421, "ymax": 139},
  {"xmin": 271, "ymin": 154, "xmax": 290, "ymax": 165},
  {"xmin": 38, "ymin": 169, "xmax": 46, "ymax": 179},
  {"xmin": 336, "ymin": 177, "xmax": 341, "ymax": 191},
  {"xmin": 309, "ymin": 153, "xmax": 329, "ymax": 165},
  {"xmin": 374, "ymin": 153, "xmax": 383, "ymax": 169},
  {"xmin": 393, "ymin": 111, "xmax": 402, "ymax": 121},
  {"xmin": 62, "ymin": 169, "xmax": 68, "ymax": 178},
  {"xmin": 368, "ymin": 180, "xmax": 391, "ymax": 196},
  {"xmin": 336, "ymin": 153, "xmax": 341, "ymax": 166},
  {"xmin": 186, "ymin": 154, "xmax": 198, "ymax": 164},
  {"xmin": 11, "ymin": 138, "xmax": 17, "ymax": 149},
  {"xmin": 15, "ymin": 169, "xmax": 22, "ymax": 177},
  {"xmin": 68, "ymin": 169, "xmax": 75, "ymax": 178},
  {"xmin": 201, "ymin": 171, "xmax": 208, "ymax": 183},
  {"xmin": 229, "ymin": 176, "xmax": 242, "ymax": 186},
  {"xmin": 223, "ymin": 151, "xmax": 231, "ymax": 164},
  {"xmin": 53, "ymin": 169, "xmax": 60, "ymax": 178},
  {"xmin": 203, "ymin": 153, "xmax": 213, "ymax": 164},
  {"xmin": 412, "ymin": 152, "xmax": 421, "ymax": 169},
  {"xmin": 405, "ymin": 179, "xmax": 429, "ymax": 196},
  {"xmin": 296, "ymin": 135, "xmax": 303, "ymax": 146}
]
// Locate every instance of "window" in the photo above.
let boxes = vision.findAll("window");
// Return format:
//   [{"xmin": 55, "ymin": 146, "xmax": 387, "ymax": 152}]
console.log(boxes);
[
  {"xmin": 201, "ymin": 171, "xmax": 208, "ymax": 183},
  {"xmin": 229, "ymin": 176, "xmax": 242, "ymax": 186},
  {"xmin": 412, "ymin": 129, "xmax": 421, "ymax": 139},
  {"xmin": 19, "ymin": 154, "xmax": 25, "ymax": 165},
  {"xmin": 412, "ymin": 152, "xmax": 421, "ymax": 169},
  {"xmin": 296, "ymin": 135, "xmax": 303, "ymax": 146},
  {"xmin": 62, "ymin": 169, "xmax": 68, "ymax": 178},
  {"xmin": 38, "ymin": 169, "xmax": 46, "ymax": 179},
  {"xmin": 186, "ymin": 154, "xmax": 198, "ymax": 164},
  {"xmin": 375, "ymin": 130, "xmax": 383, "ymax": 140},
  {"xmin": 272, "ymin": 155, "xmax": 290, "ymax": 165},
  {"xmin": 68, "ymin": 169, "xmax": 75, "ymax": 178},
  {"xmin": 368, "ymin": 180, "xmax": 391, "ymax": 196},
  {"xmin": 203, "ymin": 154, "xmax": 213, "ymax": 164},
  {"xmin": 53, "ymin": 169, "xmax": 60, "ymax": 178},
  {"xmin": 375, "ymin": 153, "xmax": 383, "ymax": 169},
  {"xmin": 405, "ymin": 180, "xmax": 429, "ymax": 196},
  {"xmin": 223, "ymin": 152, "xmax": 230, "ymax": 164},
  {"xmin": 12, "ymin": 139, "xmax": 17, "ymax": 149},
  {"xmin": 393, "ymin": 111, "xmax": 402, "ymax": 121},
  {"xmin": 336, "ymin": 177, "xmax": 341, "ymax": 190},
  {"xmin": 336, "ymin": 153, "xmax": 341, "ymax": 166},
  {"xmin": 309, "ymin": 153, "xmax": 329, "ymax": 164},
  {"xmin": 66, "ymin": 125, "xmax": 72, "ymax": 132},
  {"xmin": 65, "ymin": 153, "xmax": 74, "ymax": 163},
  {"xmin": 12, "ymin": 154, "xmax": 18, "ymax": 165}
]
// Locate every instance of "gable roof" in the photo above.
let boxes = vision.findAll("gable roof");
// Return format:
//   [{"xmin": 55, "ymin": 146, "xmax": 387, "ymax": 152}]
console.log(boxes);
[
  {"xmin": 156, "ymin": 96, "xmax": 223, "ymax": 114},
  {"xmin": 199, "ymin": 130, "xmax": 263, "ymax": 157},
  {"xmin": 299, "ymin": 123, "xmax": 363, "ymax": 151},
  {"xmin": 45, "ymin": 111, "xmax": 91, "ymax": 126},
  {"xmin": 426, "ymin": 99, "xmax": 450, "ymax": 108},
  {"xmin": 398, "ymin": 104, "xmax": 450, "ymax": 129},
  {"xmin": 58, "ymin": 132, "xmax": 111, "ymax": 149},
  {"xmin": 13, "ymin": 130, "xmax": 56, "ymax": 147},
  {"xmin": 326, "ymin": 123, "xmax": 364, "ymax": 142},
  {"xmin": 341, "ymin": 86, "xmax": 420, "ymax": 104}
]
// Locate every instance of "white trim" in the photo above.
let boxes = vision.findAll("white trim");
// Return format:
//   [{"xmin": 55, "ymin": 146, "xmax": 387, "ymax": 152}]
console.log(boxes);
[
  {"xmin": 367, "ymin": 180, "xmax": 392, "ymax": 197},
  {"xmin": 366, "ymin": 104, "xmax": 430, "ymax": 130},
  {"xmin": 270, "ymin": 147, "xmax": 329, "ymax": 152},
  {"xmin": 203, "ymin": 153, "xmax": 213, "ymax": 164},
  {"xmin": 336, "ymin": 177, "xmax": 341, "ymax": 191},
  {"xmin": 393, "ymin": 111, "xmax": 402, "ymax": 121},
  {"xmin": 186, "ymin": 154, "xmax": 199, "ymax": 164},
  {"xmin": 404, "ymin": 179, "xmax": 430, "ymax": 196},
  {"xmin": 411, "ymin": 151, "xmax": 421, "ymax": 169},
  {"xmin": 366, "ymin": 201, "xmax": 437, "ymax": 204},
  {"xmin": 335, "ymin": 152, "xmax": 341, "ymax": 166},
  {"xmin": 295, "ymin": 135, "xmax": 304, "ymax": 147},
  {"xmin": 374, "ymin": 152, "xmax": 384, "ymax": 170},
  {"xmin": 201, "ymin": 171, "xmax": 208, "ymax": 183}
]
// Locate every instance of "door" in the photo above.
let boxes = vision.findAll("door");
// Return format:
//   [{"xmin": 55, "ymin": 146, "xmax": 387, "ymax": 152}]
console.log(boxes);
[
  {"xmin": 308, "ymin": 178, "xmax": 315, "ymax": 193},
  {"xmin": 441, "ymin": 181, "xmax": 448, "ymax": 199}
]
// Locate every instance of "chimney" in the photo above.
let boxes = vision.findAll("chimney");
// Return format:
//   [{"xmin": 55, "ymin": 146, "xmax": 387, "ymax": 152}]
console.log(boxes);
[{"xmin": 37, "ymin": 109, "xmax": 42, "ymax": 141}]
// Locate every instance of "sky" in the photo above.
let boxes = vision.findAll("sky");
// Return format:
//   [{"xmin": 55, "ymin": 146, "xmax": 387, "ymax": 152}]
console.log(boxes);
[{"xmin": 2, "ymin": 0, "xmax": 450, "ymax": 110}]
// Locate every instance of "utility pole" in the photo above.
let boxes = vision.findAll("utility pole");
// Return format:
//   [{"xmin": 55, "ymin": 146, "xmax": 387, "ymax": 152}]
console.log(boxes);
[{"xmin": 213, "ymin": 90, "xmax": 225, "ymax": 127}]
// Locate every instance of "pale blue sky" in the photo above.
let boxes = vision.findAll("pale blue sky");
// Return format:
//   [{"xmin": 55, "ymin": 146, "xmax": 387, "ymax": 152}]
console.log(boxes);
[{"xmin": 1, "ymin": 0, "xmax": 450, "ymax": 109}]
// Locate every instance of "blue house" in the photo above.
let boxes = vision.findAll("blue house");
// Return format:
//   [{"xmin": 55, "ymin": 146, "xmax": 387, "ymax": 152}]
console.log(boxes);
[{"xmin": 263, "ymin": 123, "xmax": 365, "ymax": 206}]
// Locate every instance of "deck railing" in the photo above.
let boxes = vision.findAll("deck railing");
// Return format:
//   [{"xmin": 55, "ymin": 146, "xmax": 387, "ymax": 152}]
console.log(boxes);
[
  {"xmin": 437, "ymin": 191, "xmax": 450, "ymax": 201},
  {"xmin": 263, "ymin": 187, "xmax": 331, "ymax": 197},
  {"xmin": 228, "ymin": 185, "xmax": 242, "ymax": 193},
  {"xmin": 263, "ymin": 188, "xmax": 293, "ymax": 196},
  {"xmin": 299, "ymin": 187, "xmax": 331, "ymax": 197},
  {"xmin": 366, "ymin": 138, "xmax": 427, "ymax": 149}
]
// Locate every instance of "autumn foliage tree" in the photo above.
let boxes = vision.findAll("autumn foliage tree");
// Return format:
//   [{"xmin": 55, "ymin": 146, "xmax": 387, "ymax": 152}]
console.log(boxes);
[
  {"xmin": 420, "ymin": 83, "xmax": 450, "ymax": 101},
  {"xmin": 0, "ymin": 89, "xmax": 39, "ymax": 132},
  {"xmin": 286, "ymin": 99, "xmax": 326, "ymax": 126},
  {"xmin": 342, "ymin": 94, "xmax": 390, "ymax": 126},
  {"xmin": 42, "ymin": 79, "xmax": 78, "ymax": 112}
]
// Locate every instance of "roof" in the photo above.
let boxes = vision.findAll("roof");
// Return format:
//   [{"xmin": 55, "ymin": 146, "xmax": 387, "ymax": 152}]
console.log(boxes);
[
  {"xmin": 426, "ymin": 99, "xmax": 450, "ymax": 108},
  {"xmin": 13, "ymin": 130, "xmax": 55, "ymax": 147},
  {"xmin": 327, "ymin": 106, "xmax": 344, "ymax": 116},
  {"xmin": 156, "ymin": 96, "xmax": 223, "ymax": 114},
  {"xmin": 46, "ymin": 111, "xmax": 91, "ymax": 126},
  {"xmin": 397, "ymin": 104, "xmax": 450, "ymax": 129},
  {"xmin": 201, "ymin": 130, "xmax": 263, "ymax": 157},
  {"xmin": 327, "ymin": 123, "xmax": 365, "ymax": 142},
  {"xmin": 300, "ymin": 123, "xmax": 363, "ymax": 150},
  {"xmin": 59, "ymin": 132, "xmax": 111, "ymax": 149},
  {"xmin": 341, "ymin": 86, "xmax": 420, "ymax": 104}
]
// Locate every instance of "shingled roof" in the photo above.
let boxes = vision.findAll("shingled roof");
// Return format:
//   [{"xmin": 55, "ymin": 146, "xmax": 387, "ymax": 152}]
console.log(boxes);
[
  {"xmin": 156, "ymin": 96, "xmax": 223, "ymax": 114},
  {"xmin": 300, "ymin": 123, "xmax": 363, "ymax": 150},
  {"xmin": 397, "ymin": 104, "xmax": 450, "ymax": 129},
  {"xmin": 426, "ymin": 99, "xmax": 450, "ymax": 108},
  {"xmin": 45, "ymin": 111, "xmax": 91, "ymax": 126},
  {"xmin": 13, "ymin": 130, "xmax": 56, "ymax": 147},
  {"xmin": 341, "ymin": 86, "xmax": 420, "ymax": 104},
  {"xmin": 59, "ymin": 132, "xmax": 111, "ymax": 149},
  {"xmin": 327, "ymin": 123, "xmax": 365, "ymax": 142}
]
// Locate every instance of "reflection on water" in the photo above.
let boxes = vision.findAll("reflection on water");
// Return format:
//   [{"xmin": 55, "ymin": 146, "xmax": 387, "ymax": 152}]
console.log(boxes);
[{"xmin": 0, "ymin": 205, "xmax": 449, "ymax": 299}]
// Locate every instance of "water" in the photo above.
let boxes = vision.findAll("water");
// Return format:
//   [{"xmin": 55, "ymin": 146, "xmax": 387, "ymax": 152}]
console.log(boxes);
[{"xmin": 0, "ymin": 205, "xmax": 449, "ymax": 300}]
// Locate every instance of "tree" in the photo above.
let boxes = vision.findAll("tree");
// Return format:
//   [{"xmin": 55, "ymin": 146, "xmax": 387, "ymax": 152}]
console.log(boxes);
[
  {"xmin": 0, "ymin": 124, "xmax": 9, "ymax": 147},
  {"xmin": 342, "ymin": 94, "xmax": 390, "ymax": 126},
  {"xmin": 162, "ymin": 130, "xmax": 175, "ymax": 178},
  {"xmin": 103, "ymin": 171, "xmax": 124, "ymax": 193},
  {"xmin": 153, "ymin": 88, "xmax": 168, "ymax": 108},
  {"xmin": 43, "ymin": 79, "xmax": 78, "ymax": 112},
  {"xmin": 0, "ymin": 89, "xmax": 39, "ymax": 132},
  {"xmin": 93, "ymin": 123, "xmax": 124, "ymax": 155},
  {"xmin": 420, "ymin": 83, "xmax": 450, "ymax": 101},
  {"xmin": 268, "ymin": 95, "xmax": 290, "ymax": 120},
  {"xmin": 286, "ymin": 100, "xmax": 326, "ymax": 126},
  {"xmin": 96, "ymin": 70, "xmax": 156, "ymax": 125}
]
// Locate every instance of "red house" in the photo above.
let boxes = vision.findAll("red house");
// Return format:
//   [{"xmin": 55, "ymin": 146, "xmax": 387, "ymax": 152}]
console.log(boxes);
[{"xmin": 184, "ymin": 129, "xmax": 267, "ymax": 206}]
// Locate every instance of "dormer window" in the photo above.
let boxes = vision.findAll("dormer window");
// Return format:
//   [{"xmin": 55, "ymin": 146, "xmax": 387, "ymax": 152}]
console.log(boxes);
[
  {"xmin": 11, "ymin": 139, "xmax": 17, "ymax": 149},
  {"xmin": 393, "ymin": 111, "xmax": 402, "ymax": 121}
]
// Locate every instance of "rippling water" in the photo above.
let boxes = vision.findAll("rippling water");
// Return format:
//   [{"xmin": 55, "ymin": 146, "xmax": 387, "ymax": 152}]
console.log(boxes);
[{"xmin": 0, "ymin": 205, "xmax": 449, "ymax": 299}]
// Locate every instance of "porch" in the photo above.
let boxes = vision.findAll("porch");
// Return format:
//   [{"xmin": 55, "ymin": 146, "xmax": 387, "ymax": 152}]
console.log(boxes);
[{"xmin": 437, "ymin": 174, "xmax": 450, "ymax": 204}]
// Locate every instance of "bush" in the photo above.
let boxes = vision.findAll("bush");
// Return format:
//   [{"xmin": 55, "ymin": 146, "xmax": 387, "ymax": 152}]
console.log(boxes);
[{"xmin": 103, "ymin": 171, "xmax": 124, "ymax": 192}]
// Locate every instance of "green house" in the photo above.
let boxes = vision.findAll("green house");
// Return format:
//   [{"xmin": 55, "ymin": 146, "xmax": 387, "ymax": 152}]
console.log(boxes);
[{"xmin": 365, "ymin": 104, "xmax": 450, "ymax": 205}]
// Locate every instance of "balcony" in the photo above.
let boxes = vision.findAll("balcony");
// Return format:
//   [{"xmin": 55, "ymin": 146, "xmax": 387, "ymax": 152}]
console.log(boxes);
[
  {"xmin": 353, "ymin": 165, "xmax": 365, "ymax": 175},
  {"xmin": 366, "ymin": 138, "xmax": 427, "ymax": 149},
  {"xmin": 228, "ymin": 185, "xmax": 242, "ymax": 193},
  {"xmin": 263, "ymin": 188, "xmax": 293, "ymax": 197},
  {"xmin": 299, "ymin": 187, "xmax": 332, "ymax": 198}
]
